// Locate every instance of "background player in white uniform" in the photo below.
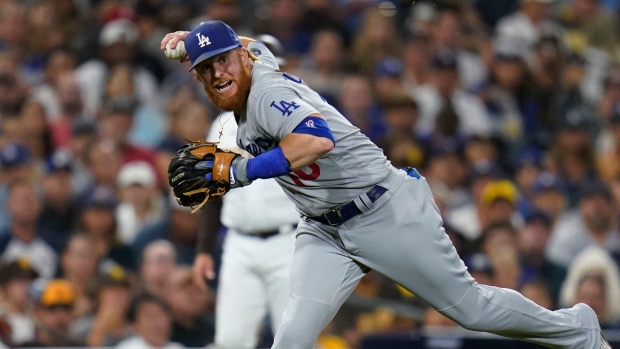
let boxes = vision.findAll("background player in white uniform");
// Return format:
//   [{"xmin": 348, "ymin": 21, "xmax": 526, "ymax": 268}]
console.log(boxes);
[
  {"xmin": 193, "ymin": 36, "xmax": 299, "ymax": 349},
  {"xmin": 162, "ymin": 21, "xmax": 610, "ymax": 349}
]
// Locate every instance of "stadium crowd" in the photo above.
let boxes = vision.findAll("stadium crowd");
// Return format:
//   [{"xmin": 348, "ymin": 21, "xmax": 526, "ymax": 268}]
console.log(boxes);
[{"xmin": 0, "ymin": 0, "xmax": 620, "ymax": 347}]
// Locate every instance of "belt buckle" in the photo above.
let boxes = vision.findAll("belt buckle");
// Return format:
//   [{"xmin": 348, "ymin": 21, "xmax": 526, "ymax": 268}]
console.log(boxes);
[{"xmin": 322, "ymin": 207, "xmax": 342, "ymax": 226}]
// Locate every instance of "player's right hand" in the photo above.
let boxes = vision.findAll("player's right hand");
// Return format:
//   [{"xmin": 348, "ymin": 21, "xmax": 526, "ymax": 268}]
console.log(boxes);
[
  {"xmin": 193, "ymin": 252, "xmax": 215, "ymax": 292},
  {"xmin": 161, "ymin": 31, "xmax": 190, "ymax": 62}
]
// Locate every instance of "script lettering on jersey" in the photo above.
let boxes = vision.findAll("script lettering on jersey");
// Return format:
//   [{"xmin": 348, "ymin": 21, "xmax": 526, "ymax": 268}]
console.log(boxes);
[
  {"xmin": 282, "ymin": 72, "xmax": 303, "ymax": 84},
  {"xmin": 282, "ymin": 72, "xmax": 327, "ymax": 103},
  {"xmin": 239, "ymin": 137, "xmax": 278, "ymax": 157},
  {"xmin": 270, "ymin": 100, "xmax": 300, "ymax": 117},
  {"xmin": 196, "ymin": 33, "xmax": 211, "ymax": 47}
]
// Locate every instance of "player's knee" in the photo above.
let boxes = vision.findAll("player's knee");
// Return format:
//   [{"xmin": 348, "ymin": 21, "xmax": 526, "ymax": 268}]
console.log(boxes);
[
  {"xmin": 444, "ymin": 308, "xmax": 492, "ymax": 332},
  {"xmin": 274, "ymin": 322, "xmax": 316, "ymax": 349},
  {"xmin": 457, "ymin": 315, "xmax": 490, "ymax": 332},
  {"xmin": 275, "ymin": 332, "xmax": 315, "ymax": 349}
]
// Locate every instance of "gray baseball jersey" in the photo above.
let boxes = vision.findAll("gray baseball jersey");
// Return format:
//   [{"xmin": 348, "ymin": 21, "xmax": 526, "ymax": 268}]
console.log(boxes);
[
  {"xmin": 237, "ymin": 42, "xmax": 390, "ymax": 217},
  {"xmin": 234, "ymin": 42, "xmax": 604, "ymax": 349}
]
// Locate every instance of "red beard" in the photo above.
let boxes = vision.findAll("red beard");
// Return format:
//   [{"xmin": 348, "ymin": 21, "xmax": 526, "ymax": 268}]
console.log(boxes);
[{"xmin": 204, "ymin": 61, "xmax": 252, "ymax": 113}]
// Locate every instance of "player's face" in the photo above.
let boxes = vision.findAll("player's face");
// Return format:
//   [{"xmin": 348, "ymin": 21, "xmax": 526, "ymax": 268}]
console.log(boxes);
[{"xmin": 194, "ymin": 48, "xmax": 252, "ymax": 113}]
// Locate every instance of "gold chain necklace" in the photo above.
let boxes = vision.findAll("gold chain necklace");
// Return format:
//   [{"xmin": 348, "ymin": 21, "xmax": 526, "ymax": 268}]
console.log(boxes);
[{"xmin": 218, "ymin": 111, "xmax": 235, "ymax": 140}]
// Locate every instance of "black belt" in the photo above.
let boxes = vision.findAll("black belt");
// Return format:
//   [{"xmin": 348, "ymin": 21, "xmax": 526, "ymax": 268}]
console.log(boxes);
[
  {"xmin": 308, "ymin": 185, "xmax": 387, "ymax": 226},
  {"xmin": 245, "ymin": 224, "xmax": 298, "ymax": 239}
]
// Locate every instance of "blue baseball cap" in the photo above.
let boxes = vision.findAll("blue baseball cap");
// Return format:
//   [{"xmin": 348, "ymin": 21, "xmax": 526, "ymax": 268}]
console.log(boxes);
[
  {"xmin": 532, "ymin": 172, "xmax": 565, "ymax": 194},
  {"xmin": 84, "ymin": 186, "xmax": 118, "ymax": 210},
  {"xmin": 185, "ymin": 20, "xmax": 242, "ymax": 71},
  {"xmin": 44, "ymin": 151, "xmax": 73, "ymax": 174},
  {"xmin": 0, "ymin": 143, "xmax": 31, "ymax": 169}
]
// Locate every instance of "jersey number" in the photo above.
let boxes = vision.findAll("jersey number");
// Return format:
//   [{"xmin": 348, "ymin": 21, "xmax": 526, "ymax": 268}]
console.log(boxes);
[
  {"xmin": 289, "ymin": 163, "xmax": 320, "ymax": 186},
  {"xmin": 270, "ymin": 100, "xmax": 300, "ymax": 116}
]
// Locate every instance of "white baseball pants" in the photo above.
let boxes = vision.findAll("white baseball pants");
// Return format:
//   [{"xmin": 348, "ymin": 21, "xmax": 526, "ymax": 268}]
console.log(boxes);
[{"xmin": 215, "ymin": 229, "xmax": 296, "ymax": 349}]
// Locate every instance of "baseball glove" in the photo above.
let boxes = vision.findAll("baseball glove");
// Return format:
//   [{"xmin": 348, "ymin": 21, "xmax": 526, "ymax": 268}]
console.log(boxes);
[{"xmin": 168, "ymin": 140, "xmax": 238, "ymax": 213}]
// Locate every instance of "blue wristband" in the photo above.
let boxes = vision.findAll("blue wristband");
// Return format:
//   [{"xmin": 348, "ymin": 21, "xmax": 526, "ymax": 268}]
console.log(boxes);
[{"xmin": 246, "ymin": 146, "xmax": 291, "ymax": 181}]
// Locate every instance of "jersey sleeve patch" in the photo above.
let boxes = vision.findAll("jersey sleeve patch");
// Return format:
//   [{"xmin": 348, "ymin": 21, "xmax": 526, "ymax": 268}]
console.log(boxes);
[{"xmin": 292, "ymin": 116, "xmax": 336, "ymax": 145}]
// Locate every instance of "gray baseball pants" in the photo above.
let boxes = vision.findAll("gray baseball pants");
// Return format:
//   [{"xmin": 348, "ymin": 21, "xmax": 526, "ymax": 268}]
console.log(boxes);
[{"xmin": 272, "ymin": 168, "xmax": 602, "ymax": 349}]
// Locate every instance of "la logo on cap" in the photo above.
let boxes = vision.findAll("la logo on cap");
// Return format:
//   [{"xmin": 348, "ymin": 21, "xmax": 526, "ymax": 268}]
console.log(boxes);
[{"xmin": 196, "ymin": 33, "xmax": 211, "ymax": 48}]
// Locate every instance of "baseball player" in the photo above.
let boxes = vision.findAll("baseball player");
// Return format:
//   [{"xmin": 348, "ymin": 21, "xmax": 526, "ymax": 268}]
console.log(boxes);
[
  {"xmin": 194, "ymin": 35, "xmax": 300, "ymax": 349},
  {"xmin": 162, "ymin": 21, "xmax": 610, "ymax": 349}
]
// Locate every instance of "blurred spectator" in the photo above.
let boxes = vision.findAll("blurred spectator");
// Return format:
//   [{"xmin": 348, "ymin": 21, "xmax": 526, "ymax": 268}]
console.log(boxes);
[
  {"xmin": 0, "ymin": 143, "xmax": 35, "ymax": 233},
  {"xmin": 517, "ymin": 210, "xmax": 567, "ymax": 303},
  {"xmin": 514, "ymin": 150, "xmax": 543, "ymax": 208},
  {"xmin": 597, "ymin": 68, "xmax": 620, "ymax": 124},
  {"xmin": 31, "ymin": 49, "xmax": 78, "ymax": 121},
  {"xmin": 59, "ymin": 234, "xmax": 99, "ymax": 319},
  {"xmin": 72, "ymin": 261, "xmax": 132, "ymax": 347},
  {"xmin": 300, "ymin": 0, "xmax": 348, "ymax": 39},
  {"xmin": 597, "ymin": 103, "xmax": 620, "ymax": 183},
  {"xmin": 431, "ymin": 8, "xmax": 488, "ymax": 91},
  {"xmin": 495, "ymin": 0, "xmax": 562, "ymax": 53},
  {"xmin": 131, "ymin": 197, "xmax": 199, "ymax": 266},
  {"xmin": 550, "ymin": 106, "xmax": 599, "ymax": 207},
  {"xmin": 19, "ymin": 100, "xmax": 54, "ymax": 161},
  {"xmin": 464, "ymin": 252, "xmax": 495, "ymax": 286},
  {"xmin": 445, "ymin": 160, "xmax": 502, "ymax": 240},
  {"xmin": 559, "ymin": 246, "xmax": 620, "ymax": 328},
  {"xmin": 0, "ymin": 1, "xmax": 26, "ymax": 52},
  {"xmin": 293, "ymin": 29, "xmax": 345, "ymax": 103},
  {"xmin": 164, "ymin": 266, "xmax": 215, "ymax": 347},
  {"xmin": 413, "ymin": 50, "xmax": 492, "ymax": 137},
  {"xmin": 0, "ymin": 259, "xmax": 38, "ymax": 345},
  {"xmin": 76, "ymin": 185, "xmax": 136, "ymax": 270},
  {"xmin": 116, "ymin": 292, "xmax": 183, "ymax": 348},
  {"xmin": 258, "ymin": 0, "xmax": 311, "ymax": 57},
  {"xmin": 0, "ymin": 51, "xmax": 29, "ymax": 119},
  {"xmin": 479, "ymin": 220, "xmax": 519, "ymax": 258},
  {"xmin": 47, "ymin": 71, "xmax": 88, "ymax": 150},
  {"xmin": 97, "ymin": 96, "xmax": 158, "ymax": 172},
  {"xmin": 547, "ymin": 180, "xmax": 620, "ymax": 267},
  {"xmin": 425, "ymin": 139, "xmax": 469, "ymax": 210},
  {"xmin": 139, "ymin": 240, "xmax": 177, "ymax": 298},
  {"xmin": 22, "ymin": 279, "xmax": 83, "ymax": 347},
  {"xmin": 559, "ymin": 0, "xmax": 620, "ymax": 63},
  {"xmin": 197, "ymin": 0, "xmax": 249, "ymax": 36},
  {"xmin": 101, "ymin": 64, "xmax": 165, "ymax": 148},
  {"xmin": 519, "ymin": 279, "xmax": 554, "ymax": 309},
  {"xmin": 402, "ymin": 31, "xmax": 432, "ymax": 92},
  {"xmin": 447, "ymin": 180, "xmax": 520, "ymax": 240},
  {"xmin": 116, "ymin": 161, "xmax": 165, "ymax": 245},
  {"xmin": 464, "ymin": 136, "xmax": 499, "ymax": 169},
  {"xmin": 21, "ymin": 0, "xmax": 66, "ymax": 85},
  {"xmin": 337, "ymin": 74, "xmax": 384, "ymax": 141},
  {"xmin": 488, "ymin": 245, "xmax": 522, "ymax": 290},
  {"xmin": 0, "ymin": 180, "xmax": 57, "ymax": 278},
  {"xmin": 38, "ymin": 151, "xmax": 78, "ymax": 252},
  {"xmin": 529, "ymin": 172, "xmax": 568, "ymax": 222},
  {"xmin": 375, "ymin": 93, "xmax": 424, "ymax": 169},
  {"xmin": 478, "ymin": 42, "xmax": 527, "ymax": 156},
  {"xmin": 85, "ymin": 139, "xmax": 123, "ymax": 188},
  {"xmin": 351, "ymin": 8, "xmax": 402, "ymax": 74},
  {"xmin": 75, "ymin": 19, "xmax": 160, "ymax": 118},
  {"xmin": 374, "ymin": 57, "xmax": 407, "ymax": 106}
]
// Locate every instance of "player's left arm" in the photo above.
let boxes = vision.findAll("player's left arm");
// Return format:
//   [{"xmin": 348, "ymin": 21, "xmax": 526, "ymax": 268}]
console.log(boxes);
[
  {"xmin": 279, "ymin": 114, "xmax": 334, "ymax": 170},
  {"xmin": 232, "ymin": 113, "xmax": 335, "ymax": 185}
]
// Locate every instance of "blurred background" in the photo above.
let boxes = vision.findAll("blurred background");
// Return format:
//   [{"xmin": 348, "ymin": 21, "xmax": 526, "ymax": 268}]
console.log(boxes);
[{"xmin": 0, "ymin": 0, "xmax": 620, "ymax": 348}]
